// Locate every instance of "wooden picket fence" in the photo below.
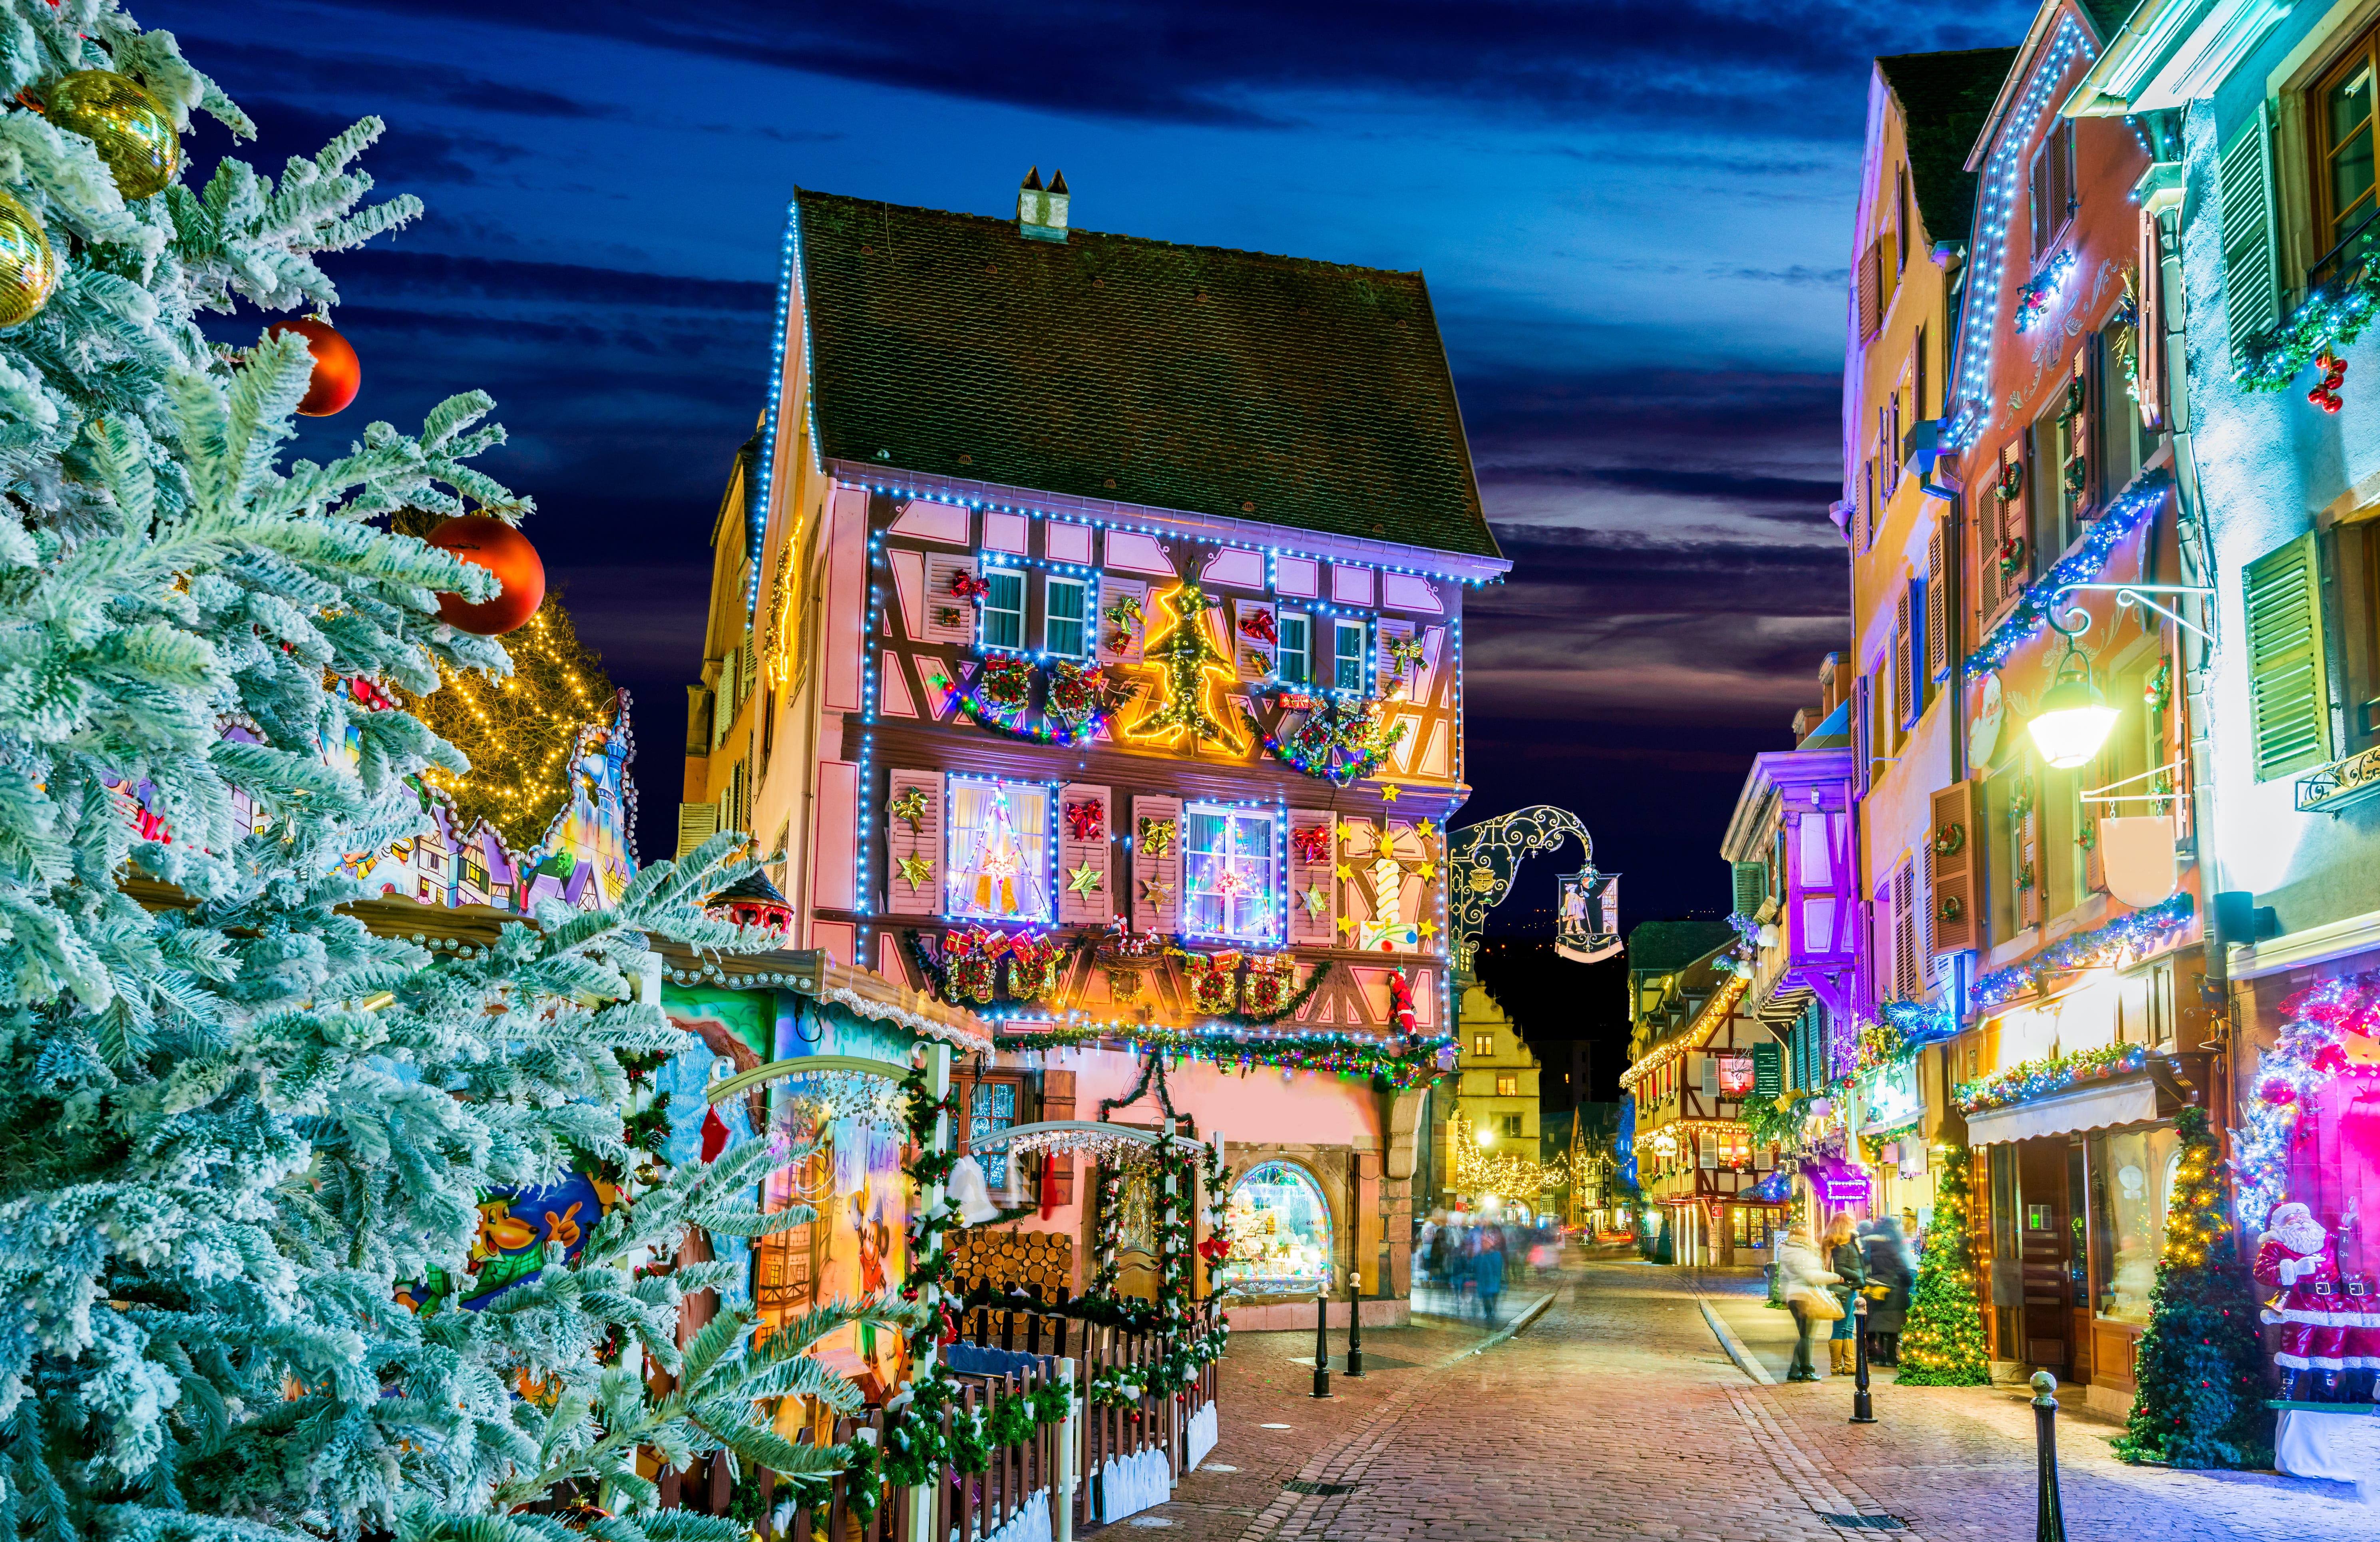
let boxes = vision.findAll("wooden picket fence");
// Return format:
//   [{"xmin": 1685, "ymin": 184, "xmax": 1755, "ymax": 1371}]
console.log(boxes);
[{"xmin": 663, "ymin": 1288, "xmax": 1224, "ymax": 1539}]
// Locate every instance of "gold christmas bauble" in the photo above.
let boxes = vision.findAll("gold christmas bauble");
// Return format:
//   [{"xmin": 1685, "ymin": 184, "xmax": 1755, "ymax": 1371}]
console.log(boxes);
[
  {"xmin": 46, "ymin": 70, "xmax": 180, "ymax": 201},
  {"xmin": 0, "ymin": 190, "xmax": 58, "ymax": 328}
]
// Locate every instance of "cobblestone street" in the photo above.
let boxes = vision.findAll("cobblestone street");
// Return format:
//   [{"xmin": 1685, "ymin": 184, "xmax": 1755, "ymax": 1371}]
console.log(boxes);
[{"xmin": 1124, "ymin": 1257, "xmax": 2378, "ymax": 1541}]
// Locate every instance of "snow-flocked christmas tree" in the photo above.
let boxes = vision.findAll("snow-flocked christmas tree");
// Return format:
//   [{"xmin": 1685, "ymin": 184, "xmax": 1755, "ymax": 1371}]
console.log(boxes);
[{"xmin": 0, "ymin": 6, "xmax": 904, "ymax": 1537}]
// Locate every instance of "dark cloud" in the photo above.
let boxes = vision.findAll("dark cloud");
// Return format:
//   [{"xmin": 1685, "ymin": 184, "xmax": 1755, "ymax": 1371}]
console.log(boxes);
[
  {"xmin": 293, "ymin": 0, "xmax": 2037, "ymax": 133},
  {"xmin": 177, "ymin": 35, "xmax": 614, "ymax": 119},
  {"xmin": 194, "ymin": 96, "xmax": 527, "ymax": 186}
]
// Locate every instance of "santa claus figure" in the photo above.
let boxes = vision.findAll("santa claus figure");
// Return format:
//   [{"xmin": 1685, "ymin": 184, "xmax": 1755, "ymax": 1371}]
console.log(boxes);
[{"xmin": 2256, "ymin": 1200, "xmax": 2359, "ymax": 1399}]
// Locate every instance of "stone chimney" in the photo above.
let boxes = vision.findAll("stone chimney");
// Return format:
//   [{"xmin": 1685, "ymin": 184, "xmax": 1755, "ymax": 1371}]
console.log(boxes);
[{"xmin": 1017, "ymin": 166, "xmax": 1069, "ymax": 243}]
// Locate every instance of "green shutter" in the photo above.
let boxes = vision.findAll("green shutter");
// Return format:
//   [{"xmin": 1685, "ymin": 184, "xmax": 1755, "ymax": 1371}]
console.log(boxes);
[
  {"xmin": 2218, "ymin": 104, "xmax": 2281, "ymax": 357},
  {"xmin": 1730, "ymin": 861, "xmax": 1766, "ymax": 917},
  {"xmin": 2243, "ymin": 534, "xmax": 2332, "ymax": 780}
]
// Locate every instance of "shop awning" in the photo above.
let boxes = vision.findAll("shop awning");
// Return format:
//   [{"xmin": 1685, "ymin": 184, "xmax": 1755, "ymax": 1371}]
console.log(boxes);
[{"xmin": 1966, "ymin": 1076, "xmax": 2159, "ymax": 1146}]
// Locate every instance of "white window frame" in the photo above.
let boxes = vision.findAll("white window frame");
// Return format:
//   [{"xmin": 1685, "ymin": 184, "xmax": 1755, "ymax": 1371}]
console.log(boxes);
[
  {"xmin": 1332, "ymin": 619, "xmax": 1367, "ymax": 692},
  {"xmin": 981, "ymin": 567, "xmax": 1025, "ymax": 651},
  {"xmin": 1278, "ymin": 610, "xmax": 1312, "ymax": 684},
  {"xmin": 1043, "ymin": 573, "xmax": 1089, "ymax": 658},
  {"xmin": 1181, "ymin": 801, "xmax": 1282, "ymax": 943}
]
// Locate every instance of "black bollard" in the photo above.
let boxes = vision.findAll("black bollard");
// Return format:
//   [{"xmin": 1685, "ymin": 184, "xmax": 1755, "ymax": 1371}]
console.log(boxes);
[
  {"xmin": 1346, "ymin": 1272, "xmax": 1366, "ymax": 1379},
  {"xmin": 1848, "ymin": 1296, "xmax": 1875, "ymax": 1424},
  {"xmin": 1310, "ymin": 1291, "xmax": 1331, "ymax": 1398},
  {"xmin": 2031, "ymin": 1370, "xmax": 2066, "ymax": 1542}
]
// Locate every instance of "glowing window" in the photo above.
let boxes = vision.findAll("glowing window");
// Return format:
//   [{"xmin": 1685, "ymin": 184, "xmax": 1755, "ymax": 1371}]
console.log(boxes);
[
  {"xmin": 1183, "ymin": 803, "xmax": 1280, "ymax": 943},
  {"xmin": 945, "ymin": 775, "xmax": 1052, "ymax": 922},
  {"xmin": 1214, "ymin": 1160, "xmax": 1333, "ymax": 1295},
  {"xmin": 1495, "ymin": 1074, "xmax": 1518, "ymax": 1097},
  {"xmin": 1043, "ymin": 575, "xmax": 1087, "ymax": 658}
]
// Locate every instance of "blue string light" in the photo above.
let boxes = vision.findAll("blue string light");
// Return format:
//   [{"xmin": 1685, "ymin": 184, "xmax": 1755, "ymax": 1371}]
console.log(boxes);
[{"xmin": 1959, "ymin": 470, "xmax": 2171, "ymax": 676}]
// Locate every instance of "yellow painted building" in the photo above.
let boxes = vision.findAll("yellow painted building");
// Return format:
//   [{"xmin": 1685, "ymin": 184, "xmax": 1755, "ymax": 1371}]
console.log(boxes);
[{"xmin": 1432, "ymin": 983, "xmax": 1545, "ymax": 1217}]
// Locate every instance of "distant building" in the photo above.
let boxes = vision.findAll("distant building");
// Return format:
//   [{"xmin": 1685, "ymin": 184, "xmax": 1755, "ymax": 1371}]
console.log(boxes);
[{"xmin": 1434, "ymin": 981, "xmax": 1545, "ymax": 1218}]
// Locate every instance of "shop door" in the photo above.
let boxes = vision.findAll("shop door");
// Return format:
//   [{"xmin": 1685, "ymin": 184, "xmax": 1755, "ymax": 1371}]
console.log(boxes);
[{"xmin": 2016, "ymin": 1139, "xmax": 2072, "ymax": 1373}]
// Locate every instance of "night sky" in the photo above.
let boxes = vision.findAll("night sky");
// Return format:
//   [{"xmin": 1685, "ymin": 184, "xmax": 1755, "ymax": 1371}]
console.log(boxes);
[{"xmin": 159, "ymin": 0, "xmax": 2039, "ymax": 927}]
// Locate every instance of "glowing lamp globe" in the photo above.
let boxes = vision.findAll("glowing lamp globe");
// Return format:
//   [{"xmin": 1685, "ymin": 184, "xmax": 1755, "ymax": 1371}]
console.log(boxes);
[
  {"xmin": 1475, "ymin": 1125, "xmax": 1495, "ymax": 1148},
  {"xmin": 2027, "ymin": 671, "xmax": 2119, "ymax": 768},
  {"xmin": 426, "ymin": 515, "xmax": 546, "ymax": 635}
]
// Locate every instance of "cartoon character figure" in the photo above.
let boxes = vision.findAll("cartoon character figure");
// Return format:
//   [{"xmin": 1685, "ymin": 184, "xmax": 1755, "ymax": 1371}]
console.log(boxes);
[{"xmin": 853, "ymin": 1192, "xmax": 890, "ymax": 1296}]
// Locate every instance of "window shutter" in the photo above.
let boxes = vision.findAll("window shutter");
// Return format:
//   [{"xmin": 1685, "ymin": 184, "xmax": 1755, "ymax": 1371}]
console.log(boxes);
[
  {"xmin": 1855, "ymin": 675, "xmax": 1874, "ymax": 797},
  {"xmin": 1893, "ymin": 591, "xmax": 1912, "ymax": 728},
  {"xmin": 1857, "ymin": 241, "xmax": 1880, "ymax": 338},
  {"xmin": 884, "ymin": 769, "xmax": 943, "ymax": 915},
  {"xmin": 1057, "ymin": 782, "xmax": 1112, "ymax": 924},
  {"xmin": 2050, "ymin": 122, "xmax": 2074, "ymax": 242},
  {"xmin": 1730, "ymin": 861, "xmax": 1767, "ymax": 918},
  {"xmin": 923, "ymin": 554, "xmax": 979, "ymax": 646},
  {"xmin": 1289, "ymin": 806, "xmax": 1337, "ymax": 945},
  {"xmin": 1375, "ymin": 617, "xmax": 1417, "ymax": 701},
  {"xmin": 2017, "ymin": 790, "xmax": 2043, "ymax": 930},
  {"xmin": 1926, "ymin": 521, "xmax": 1950, "ymax": 684},
  {"xmin": 1132, "ymin": 794, "xmax": 1183, "ymax": 931},
  {"xmin": 676, "ymin": 800, "xmax": 718, "ymax": 862},
  {"xmin": 1892, "ymin": 864, "xmax": 1916, "ymax": 1004},
  {"xmin": 1233, "ymin": 597, "xmax": 1278, "ymax": 680},
  {"xmin": 1097, "ymin": 576, "xmax": 1149, "ymax": 665},
  {"xmin": 2243, "ymin": 533, "xmax": 2333, "ymax": 780},
  {"xmin": 1929, "ymin": 781, "xmax": 1978, "ymax": 955},
  {"xmin": 2218, "ymin": 105, "xmax": 2281, "ymax": 357},
  {"xmin": 1039, "ymin": 1069, "xmax": 1075, "ymax": 1207}
]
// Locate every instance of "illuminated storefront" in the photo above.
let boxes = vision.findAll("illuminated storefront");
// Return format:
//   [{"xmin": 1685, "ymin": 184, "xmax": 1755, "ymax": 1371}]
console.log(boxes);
[{"xmin": 1215, "ymin": 1160, "xmax": 1334, "ymax": 1296}]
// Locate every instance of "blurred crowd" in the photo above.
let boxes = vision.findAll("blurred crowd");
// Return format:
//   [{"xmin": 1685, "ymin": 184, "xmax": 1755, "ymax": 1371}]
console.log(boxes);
[{"xmin": 1413, "ymin": 1212, "xmax": 1566, "ymax": 1324}]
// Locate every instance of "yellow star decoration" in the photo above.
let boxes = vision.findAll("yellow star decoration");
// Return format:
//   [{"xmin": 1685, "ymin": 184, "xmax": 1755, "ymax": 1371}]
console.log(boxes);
[
  {"xmin": 1335, "ymin": 913, "xmax": 1355, "ymax": 935},
  {"xmin": 1067, "ymin": 862, "xmax": 1104, "ymax": 897},
  {"xmin": 1301, "ymin": 884, "xmax": 1331, "ymax": 917},
  {"xmin": 1418, "ymin": 918, "xmax": 1437, "ymax": 941},
  {"xmin": 1140, "ymin": 877, "xmax": 1174, "ymax": 904},
  {"xmin": 1379, "ymin": 784, "xmax": 1401, "ymax": 803},
  {"xmin": 1416, "ymin": 817, "xmax": 1437, "ymax": 838},
  {"xmin": 1335, "ymin": 862, "xmax": 1352, "ymax": 880},
  {"xmin": 895, "ymin": 854, "xmax": 933, "ymax": 893},
  {"xmin": 1418, "ymin": 863, "xmax": 1436, "ymax": 883}
]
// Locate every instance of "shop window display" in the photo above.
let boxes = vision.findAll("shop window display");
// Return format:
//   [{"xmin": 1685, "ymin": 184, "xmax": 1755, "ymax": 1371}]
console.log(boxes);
[
  {"xmin": 2088, "ymin": 1125, "xmax": 2179, "ymax": 1323},
  {"xmin": 946, "ymin": 775, "xmax": 1052, "ymax": 923},
  {"xmin": 1215, "ymin": 1160, "xmax": 1333, "ymax": 1295}
]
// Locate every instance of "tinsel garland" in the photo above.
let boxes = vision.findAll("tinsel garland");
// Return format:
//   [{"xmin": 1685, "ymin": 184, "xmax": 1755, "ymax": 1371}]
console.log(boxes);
[
  {"xmin": 1969, "ymin": 890, "xmax": 2194, "ymax": 1008},
  {"xmin": 1959, "ymin": 470, "xmax": 2171, "ymax": 675}
]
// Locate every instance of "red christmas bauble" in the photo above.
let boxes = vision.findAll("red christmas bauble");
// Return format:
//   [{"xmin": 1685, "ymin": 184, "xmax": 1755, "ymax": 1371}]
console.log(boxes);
[
  {"xmin": 425, "ymin": 515, "xmax": 545, "ymax": 635},
  {"xmin": 265, "ymin": 316, "xmax": 360, "ymax": 416}
]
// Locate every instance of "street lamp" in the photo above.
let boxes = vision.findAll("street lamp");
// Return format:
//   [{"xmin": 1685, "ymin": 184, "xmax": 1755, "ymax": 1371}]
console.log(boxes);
[{"xmin": 2028, "ymin": 639, "xmax": 2119, "ymax": 769}]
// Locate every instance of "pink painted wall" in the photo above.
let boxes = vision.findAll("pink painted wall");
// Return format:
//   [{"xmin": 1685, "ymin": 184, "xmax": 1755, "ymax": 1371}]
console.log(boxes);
[
  {"xmin": 822, "ymin": 485, "xmax": 868, "ymax": 713},
  {"xmin": 999, "ymin": 1047, "xmax": 1381, "ymax": 1287}
]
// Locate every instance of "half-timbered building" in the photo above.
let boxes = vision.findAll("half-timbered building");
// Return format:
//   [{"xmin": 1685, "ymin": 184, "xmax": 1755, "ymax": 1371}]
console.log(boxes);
[{"xmin": 681, "ymin": 174, "xmax": 1508, "ymax": 1323}]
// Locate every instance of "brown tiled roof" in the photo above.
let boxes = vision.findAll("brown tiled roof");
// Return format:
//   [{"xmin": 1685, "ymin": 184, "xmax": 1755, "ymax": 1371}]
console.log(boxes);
[{"xmin": 792, "ymin": 188, "xmax": 1499, "ymax": 560}]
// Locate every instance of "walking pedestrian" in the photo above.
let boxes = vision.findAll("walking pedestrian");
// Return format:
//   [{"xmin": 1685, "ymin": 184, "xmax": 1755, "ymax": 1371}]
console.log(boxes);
[
  {"xmin": 1476, "ymin": 1225, "xmax": 1507, "ymax": 1324},
  {"xmin": 1775, "ymin": 1224, "xmax": 1840, "ymax": 1382},
  {"xmin": 1822, "ymin": 1213, "xmax": 1867, "ymax": 1377},
  {"xmin": 1860, "ymin": 1215, "xmax": 1914, "ymax": 1367}
]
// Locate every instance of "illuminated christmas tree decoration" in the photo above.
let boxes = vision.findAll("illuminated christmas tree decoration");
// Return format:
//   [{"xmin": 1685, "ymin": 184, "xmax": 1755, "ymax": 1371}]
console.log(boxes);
[
  {"xmin": 1894, "ymin": 1146, "xmax": 1990, "ymax": 1385},
  {"xmin": 1123, "ymin": 583, "xmax": 1248, "ymax": 752}
]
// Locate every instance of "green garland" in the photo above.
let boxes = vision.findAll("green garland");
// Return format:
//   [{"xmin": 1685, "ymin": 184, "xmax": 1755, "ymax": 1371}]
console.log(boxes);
[
  {"xmin": 1084, "ymin": 1133, "xmax": 1233, "ymax": 1408},
  {"xmin": 990, "ymin": 1013, "xmax": 1450, "ymax": 1089},
  {"xmin": 2236, "ymin": 245, "xmax": 2380, "ymax": 394},
  {"xmin": 1739, "ymin": 1090, "xmax": 1812, "ymax": 1150}
]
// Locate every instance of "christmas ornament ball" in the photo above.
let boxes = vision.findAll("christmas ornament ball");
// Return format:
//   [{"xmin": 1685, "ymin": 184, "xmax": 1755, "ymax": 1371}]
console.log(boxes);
[
  {"xmin": 0, "ymin": 190, "xmax": 58, "ymax": 328},
  {"xmin": 426, "ymin": 515, "xmax": 545, "ymax": 635},
  {"xmin": 265, "ymin": 317, "xmax": 361, "ymax": 416},
  {"xmin": 44, "ymin": 70, "xmax": 180, "ymax": 201}
]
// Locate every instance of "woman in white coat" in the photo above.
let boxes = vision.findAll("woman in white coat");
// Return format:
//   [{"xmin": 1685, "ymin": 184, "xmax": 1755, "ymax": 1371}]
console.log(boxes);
[{"xmin": 1775, "ymin": 1224, "xmax": 1842, "ymax": 1383}]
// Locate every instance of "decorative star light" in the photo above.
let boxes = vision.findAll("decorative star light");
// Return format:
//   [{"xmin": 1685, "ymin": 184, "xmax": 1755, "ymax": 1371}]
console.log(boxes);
[
  {"xmin": 895, "ymin": 854, "xmax": 933, "ymax": 892},
  {"xmin": 1378, "ymin": 784, "xmax": 1401, "ymax": 803},
  {"xmin": 1301, "ymin": 884, "xmax": 1331, "ymax": 918},
  {"xmin": 1067, "ymin": 862, "xmax": 1105, "ymax": 897}
]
